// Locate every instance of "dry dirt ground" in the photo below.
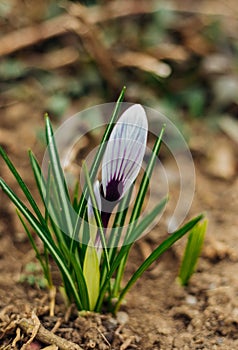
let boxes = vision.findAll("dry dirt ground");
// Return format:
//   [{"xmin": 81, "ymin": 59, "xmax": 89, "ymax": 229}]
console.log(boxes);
[{"xmin": 0, "ymin": 99, "xmax": 238, "ymax": 350}]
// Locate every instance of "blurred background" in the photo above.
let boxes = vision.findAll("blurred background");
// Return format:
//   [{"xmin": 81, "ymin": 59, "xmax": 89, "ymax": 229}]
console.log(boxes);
[{"xmin": 0, "ymin": 0, "xmax": 238, "ymax": 125}]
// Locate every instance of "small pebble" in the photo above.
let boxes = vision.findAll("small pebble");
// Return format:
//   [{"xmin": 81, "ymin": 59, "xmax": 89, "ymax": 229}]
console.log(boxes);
[
  {"xmin": 216, "ymin": 337, "xmax": 223, "ymax": 345},
  {"xmin": 209, "ymin": 283, "xmax": 217, "ymax": 290},
  {"xmin": 14, "ymin": 231, "xmax": 27, "ymax": 242},
  {"xmin": 186, "ymin": 295, "xmax": 197, "ymax": 305},
  {"xmin": 116, "ymin": 311, "xmax": 129, "ymax": 325}
]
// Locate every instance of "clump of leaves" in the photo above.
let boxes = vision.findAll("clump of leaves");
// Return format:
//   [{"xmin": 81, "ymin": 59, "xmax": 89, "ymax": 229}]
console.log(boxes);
[
  {"xmin": 19, "ymin": 261, "xmax": 48, "ymax": 289},
  {"xmin": 0, "ymin": 88, "xmax": 204, "ymax": 313},
  {"xmin": 179, "ymin": 219, "xmax": 207, "ymax": 286}
]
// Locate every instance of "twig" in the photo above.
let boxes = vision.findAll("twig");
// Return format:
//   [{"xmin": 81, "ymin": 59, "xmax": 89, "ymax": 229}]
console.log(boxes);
[
  {"xmin": 0, "ymin": 1, "xmax": 155, "ymax": 58},
  {"xmin": 18, "ymin": 312, "xmax": 83, "ymax": 350},
  {"xmin": 120, "ymin": 337, "xmax": 134, "ymax": 350},
  {"xmin": 49, "ymin": 286, "xmax": 56, "ymax": 317},
  {"xmin": 51, "ymin": 318, "xmax": 63, "ymax": 334},
  {"xmin": 12, "ymin": 327, "xmax": 21, "ymax": 348},
  {"xmin": 95, "ymin": 326, "xmax": 111, "ymax": 348},
  {"xmin": 23, "ymin": 47, "xmax": 80, "ymax": 70},
  {"xmin": 64, "ymin": 305, "xmax": 73, "ymax": 323},
  {"xmin": 115, "ymin": 51, "xmax": 171, "ymax": 78},
  {"xmin": 68, "ymin": 0, "xmax": 157, "ymax": 24},
  {"xmin": 173, "ymin": 0, "xmax": 238, "ymax": 18},
  {"xmin": 0, "ymin": 14, "xmax": 79, "ymax": 57},
  {"xmin": 21, "ymin": 312, "xmax": 41, "ymax": 350},
  {"xmin": 69, "ymin": 3, "xmax": 118, "ymax": 89}
]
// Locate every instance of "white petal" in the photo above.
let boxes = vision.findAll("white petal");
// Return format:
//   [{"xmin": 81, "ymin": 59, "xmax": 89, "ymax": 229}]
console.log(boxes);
[{"xmin": 102, "ymin": 104, "xmax": 148, "ymax": 201}]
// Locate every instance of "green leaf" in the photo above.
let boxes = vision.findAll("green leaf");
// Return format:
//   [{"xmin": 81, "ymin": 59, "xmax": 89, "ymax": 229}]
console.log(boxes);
[
  {"xmin": 68, "ymin": 248, "xmax": 90, "ymax": 310},
  {"xmin": 30, "ymin": 153, "xmax": 59, "ymax": 227},
  {"xmin": 45, "ymin": 116, "xmax": 74, "ymax": 238},
  {"xmin": 72, "ymin": 180, "xmax": 80, "ymax": 210},
  {"xmin": 0, "ymin": 58, "xmax": 27, "ymax": 79},
  {"xmin": 83, "ymin": 243, "xmax": 100, "ymax": 310},
  {"xmin": 0, "ymin": 147, "xmax": 45, "ymax": 226},
  {"xmin": 178, "ymin": 219, "xmax": 207, "ymax": 286},
  {"xmin": 29, "ymin": 151, "xmax": 45, "ymax": 201},
  {"xmin": 125, "ymin": 196, "xmax": 168, "ymax": 244},
  {"xmin": 29, "ymin": 151, "xmax": 70, "ymax": 250},
  {"xmin": 113, "ymin": 214, "xmax": 204, "ymax": 312}
]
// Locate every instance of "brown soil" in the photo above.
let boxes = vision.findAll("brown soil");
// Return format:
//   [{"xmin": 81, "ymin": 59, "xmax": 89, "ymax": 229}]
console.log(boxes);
[{"xmin": 1, "ymin": 99, "xmax": 238, "ymax": 350}]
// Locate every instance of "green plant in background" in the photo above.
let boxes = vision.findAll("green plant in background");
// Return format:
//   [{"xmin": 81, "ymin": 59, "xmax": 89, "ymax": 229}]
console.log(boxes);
[
  {"xmin": 0, "ymin": 89, "xmax": 204, "ymax": 314},
  {"xmin": 178, "ymin": 219, "xmax": 207, "ymax": 286},
  {"xmin": 19, "ymin": 261, "xmax": 48, "ymax": 289}
]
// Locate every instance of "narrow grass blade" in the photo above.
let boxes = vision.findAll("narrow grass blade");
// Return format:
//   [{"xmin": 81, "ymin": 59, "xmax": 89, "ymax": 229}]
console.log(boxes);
[
  {"xmin": 30, "ymin": 151, "xmax": 63, "ymax": 232},
  {"xmin": 45, "ymin": 116, "xmax": 74, "ymax": 238},
  {"xmin": 72, "ymin": 180, "xmax": 80, "ymax": 210},
  {"xmin": 29, "ymin": 151, "xmax": 70, "ymax": 249},
  {"xmin": 28, "ymin": 151, "xmax": 45, "ymax": 200},
  {"xmin": 114, "ymin": 214, "xmax": 204, "ymax": 312},
  {"xmin": 125, "ymin": 196, "xmax": 168, "ymax": 244},
  {"xmin": 178, "ymin": 219, "xmax": 207, "ymax": 286},
  {"xmin": 0, "ymin": 147, "xmax": 45, "ymax": 226}
]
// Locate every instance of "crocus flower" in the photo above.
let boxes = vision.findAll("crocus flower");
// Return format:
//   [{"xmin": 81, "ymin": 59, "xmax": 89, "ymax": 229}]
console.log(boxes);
[{"xmin": 88, "ymin": 104, "xmax": 148, "ymax": 230}]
